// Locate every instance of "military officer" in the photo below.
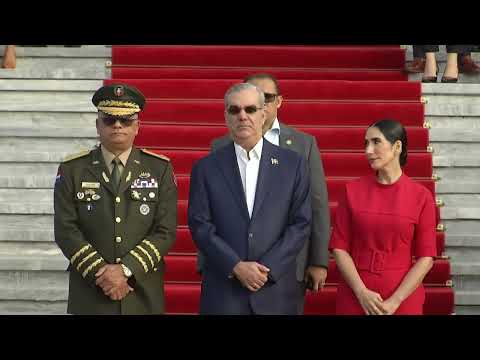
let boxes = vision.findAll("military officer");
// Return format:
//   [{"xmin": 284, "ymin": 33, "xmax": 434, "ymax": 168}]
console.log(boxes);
[{"xmin": 54, "ymin": 83, "xmax": 178, "ymax": 314}]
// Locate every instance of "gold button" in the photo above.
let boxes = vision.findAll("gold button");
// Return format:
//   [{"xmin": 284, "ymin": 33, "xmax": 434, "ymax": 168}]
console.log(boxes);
[
  {"xmin": 115, "ymin": 197, "xmax": 121, "ymax": 203},
  {"xmin": 116, "ymin": 217, "xmax": 121, "ymax": 223},
  {"xmin": 115, "ymin": 258, "xmax": 121, "ymax": 263},
  {"xmin": 115, "ymin": 236, "xmax": 122, "ymax": 243}
]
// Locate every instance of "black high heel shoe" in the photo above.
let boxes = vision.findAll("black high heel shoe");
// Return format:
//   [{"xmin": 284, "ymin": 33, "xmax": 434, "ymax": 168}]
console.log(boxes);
[
  {"xmin": 441, "ymin": 75, "xmax": 458, "ymax": 83},
  {"xmin": 422, "ymin": 67, "xmax": 439, "ymax": 83}
]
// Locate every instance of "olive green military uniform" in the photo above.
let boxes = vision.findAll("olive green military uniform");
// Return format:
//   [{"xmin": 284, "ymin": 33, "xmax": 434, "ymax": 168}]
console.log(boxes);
[{"xmin": 54, "ymin": 145, "xmax": 177, "ymax": 314}]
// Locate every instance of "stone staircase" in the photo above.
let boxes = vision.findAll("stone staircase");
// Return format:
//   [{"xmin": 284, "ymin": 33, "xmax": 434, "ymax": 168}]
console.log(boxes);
[
  {"xmin": 0, "ymin": 46, "xmax": 110, "ymax": 314},
  {"xmin": 0, "ymin": 45, "xmax": 478, "ymax": 314},
  {"xmin": 405, "ymin": 45, "xmax": 480, "ymax": 314},
  {"xmin": 421, "ymin": 82, "xmax": 480, "ymax": 314}
]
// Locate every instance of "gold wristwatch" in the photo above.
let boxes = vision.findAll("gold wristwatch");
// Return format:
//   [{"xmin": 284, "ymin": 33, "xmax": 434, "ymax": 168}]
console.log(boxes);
[{"xmin": 121, "ymin": 264, "xmax": 132, "ymax": 278}]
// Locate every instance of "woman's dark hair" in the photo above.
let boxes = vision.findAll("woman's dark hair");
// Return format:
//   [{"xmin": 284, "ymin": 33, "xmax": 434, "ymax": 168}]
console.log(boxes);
[{"xmin": 369, "ymin": 119, "xmax": 408, "ymax": 167}]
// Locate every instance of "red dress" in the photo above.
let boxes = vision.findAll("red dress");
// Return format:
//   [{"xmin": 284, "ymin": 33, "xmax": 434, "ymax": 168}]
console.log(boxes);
[{"xmin": 329, "ymin": 173, "xmax": 437, "ymax": 315}]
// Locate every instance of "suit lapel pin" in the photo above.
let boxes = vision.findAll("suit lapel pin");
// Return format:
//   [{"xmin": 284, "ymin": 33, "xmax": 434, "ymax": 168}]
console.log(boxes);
[
  {"xmin": 286, "ymin": 139, "xmax": 292, "ymax": 145},
  {"xmin": 271, "ymin": 157, "xmax": 279, "ymax": 165}
]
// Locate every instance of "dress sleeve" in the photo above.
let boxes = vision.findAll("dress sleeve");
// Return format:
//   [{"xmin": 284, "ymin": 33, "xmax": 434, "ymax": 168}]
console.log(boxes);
[
  {"xmin": 413, "ymin": 190, "xmax": 437, "ymax": 257},
  {"xmin": 329, "ymin": 185, "xmax": 353, "ymax": 253}
]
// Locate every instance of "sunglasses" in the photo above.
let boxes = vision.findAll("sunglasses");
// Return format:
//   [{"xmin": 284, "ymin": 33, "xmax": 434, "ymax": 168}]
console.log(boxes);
[
  {"xmin": 226, "ymin": 105, "xmax": 263, "ymax": 115},
  {"xmin": 101, "ymin": 116, "xmax": 136, "ymax": 127},
  {"xmin": 264, "ymin": 92, "xmax": 279, "ymax": 103}
]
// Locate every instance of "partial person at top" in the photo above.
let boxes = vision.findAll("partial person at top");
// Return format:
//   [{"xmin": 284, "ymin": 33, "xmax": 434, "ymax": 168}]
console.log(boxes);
[{"xmin": 405, "ymin": 45, "xmax": 479, "ymax": 83}]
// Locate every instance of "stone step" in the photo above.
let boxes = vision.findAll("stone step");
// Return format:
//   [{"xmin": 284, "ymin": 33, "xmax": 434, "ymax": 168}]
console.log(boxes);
[
  {"xmin": 444, "ymin": 220, "xmax": 480, "ymax": 236},
  {"xmin": 445, "ymin": 233, "xmax": 480, "ymax": 247},
  {"xmin": 455, "ymin": 290, "xmax": 480, "ymax": 306},
  {"xmin": 440, "ymin": 195, "xmax": 480, "ymax": 220},
  {"xmin": 432, "ymin": 143, "xmax": 480, "ymax": 167},
  {"xmin": 0, "ymin": 243, "xmax": 66, "ymax": 271},
  {"xmin": 427, "ymin": 116, "xmax": 480, "ymax": 130},
  {"xmin": 434, "ymin": 156, "xmax": 480, "ymax": 167},
  {"xmin": 0, "ymin": 136, "xmax": 96, "ymax": 155},
  {"xmin": 445, "ymin": 244, "xmax": 480, "ymax": 262},
  {"xmin": 0, "ymin": 300, "xmax": 67, "ymax": 315},
  {"xmin": 430, "ymin": 128, "xmax": 480, "ymax": 142},
  {"xmin": 434, "ymin": 168, "xmax": 480, "ymax": 194},
  {"xmin": 0, "ymin": 127, "xmax": 97, "ymax": 138},
  {"xmin": 453, "ymin": 305, "xmax": 480, "ymax": 315},
  {"xmin": 451, "ymin": 275, "xmax": 478, "ymax": 294},
  {"xmin": 422, "ymin": 83, "xmax": 480, "ymax": 96},
  {"xmin": 0, "ymin": 163, "xmax": 61, "ymax": 188},
  {"xmin": 0, "ymin": 215, "xmax": 53, "ymax": 242},
  {"xmin": 0, "ymin": 45, "xmax": 111, "ymax": 58},
  {"xmin": 0, "ymin": 271, "xmax": 67, "ymax": 301},
  {"xmin": 0, "ymin": 58, "xmax": 110, "ymax": 80},
  {"xmin": 0, "ymin": 112, "xmax": 96, "ymax": 129},
  {"xmin": 0, "ymin": 142, "xmax": 97, "ymax": 163},
  {"xmin": 0, "ymin": 189, "xmax": 53, "ymax": 214},
  {"xmin": 0, "ymin": 79, "xmax": 102, "ymax": 91},
  {"xmin": 431, "ymin": 143, "xmax": 480, "ymax": 155},
  {"xmin": 0, "ymin": 92, "xmax": 97, "ymax": 112},
  {"xmin": 423, "ymin": 93, "xmax": 480, "ymax": 117},
  {"xmin": 451, "ymin": 262, "xmax": 480, "ymax": 276}
]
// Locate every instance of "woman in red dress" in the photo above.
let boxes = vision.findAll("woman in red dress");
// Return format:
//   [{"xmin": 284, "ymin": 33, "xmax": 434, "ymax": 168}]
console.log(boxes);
[{"xmin": 330, "ymin": 119, "xmax": 437, "ymax": 315}]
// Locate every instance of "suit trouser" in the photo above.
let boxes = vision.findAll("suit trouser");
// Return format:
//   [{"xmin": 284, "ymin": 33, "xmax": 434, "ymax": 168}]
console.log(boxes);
[
  {"xmin": 296, "ymin": 282, "xmax": 308, "ymax": 315},
  {"xmin": 413, "ymin": 45, "xmax": 472, "ymax": 58}
]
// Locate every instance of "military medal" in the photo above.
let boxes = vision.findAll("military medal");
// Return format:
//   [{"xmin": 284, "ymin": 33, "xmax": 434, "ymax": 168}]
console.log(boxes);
[
  {"xmin": 131, "ymin": 190, "xmax": 141, "ymax": 200},
  {"xmin": 149, "ymin": 192, "xmax": 155, "ymax": 199},
  {"xmin": 87, "ymin": 204, "xmax": 93, "ymax": 211},
  {"xmin": 77, "ymin": 192, "xmax": 85, "ymax": 200},
  {"xmin": 140, "ymin": 204, "xmax": 150, "ymax": 215},
  {"xmin": 92, "ymin": 194, "xmax": 101, "ymax": 201}
]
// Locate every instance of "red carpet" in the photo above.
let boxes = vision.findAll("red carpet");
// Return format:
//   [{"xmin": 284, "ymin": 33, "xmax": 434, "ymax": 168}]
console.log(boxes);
[
  {"xmin": 104, "ymin": 78, "xmax": 421, "ymax": 101},
  {"xmin": 110, "ymin": 45, "xmax": 453, "ymax": 315},
  {"xmin": 140, "ymin": 101, "xmax": 425, "ymax": 127}
]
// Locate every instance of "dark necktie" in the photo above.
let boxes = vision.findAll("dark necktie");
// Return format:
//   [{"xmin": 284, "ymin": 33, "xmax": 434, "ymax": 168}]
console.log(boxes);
[{"xmin": 111, "ymin": 158, "xmax": 121, "ymax": 191}]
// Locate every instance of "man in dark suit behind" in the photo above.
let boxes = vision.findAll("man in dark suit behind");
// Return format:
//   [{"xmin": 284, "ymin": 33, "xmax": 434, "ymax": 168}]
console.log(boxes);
[
  {"xmin": 188, "ymin": 82, "xmax": 311, "ymax": 314},
  {"xmin": 196, "ymin": 73, "xmax": 330, "ymax": 314}
]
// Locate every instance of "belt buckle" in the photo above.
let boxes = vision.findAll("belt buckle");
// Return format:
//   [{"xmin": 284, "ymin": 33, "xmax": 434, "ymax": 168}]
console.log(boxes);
[{"xmin": 370, "ymin": 250, "xmax": 385, "ymax": 273}]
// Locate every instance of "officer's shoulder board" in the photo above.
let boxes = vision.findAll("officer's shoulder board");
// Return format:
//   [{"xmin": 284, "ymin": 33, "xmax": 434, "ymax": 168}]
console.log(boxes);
[
  {"xmin": 141, "ymin": 149, "xmax": 170, "ymax": 162},
  {"xmin": 62, "ymin": 149, "xmax": 91, "ymax": 163}
]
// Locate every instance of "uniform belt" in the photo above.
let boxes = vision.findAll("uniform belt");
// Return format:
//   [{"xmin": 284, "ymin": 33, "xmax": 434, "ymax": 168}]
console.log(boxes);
[{"xmin": 353, "ymin": 249, "xmax": 411, "ymax": 274}]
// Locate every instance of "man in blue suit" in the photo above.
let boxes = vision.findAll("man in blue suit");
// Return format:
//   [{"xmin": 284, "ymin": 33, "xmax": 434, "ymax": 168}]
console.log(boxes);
[{"xmin": 188, "ymin": 82, "xmax": 311, "ymax": 315}]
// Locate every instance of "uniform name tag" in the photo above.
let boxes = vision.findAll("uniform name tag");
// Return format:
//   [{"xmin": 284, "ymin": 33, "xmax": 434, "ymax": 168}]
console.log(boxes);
[{"xmin": 82, "ymin": 182, "xmax": 100, "ymax": 189}]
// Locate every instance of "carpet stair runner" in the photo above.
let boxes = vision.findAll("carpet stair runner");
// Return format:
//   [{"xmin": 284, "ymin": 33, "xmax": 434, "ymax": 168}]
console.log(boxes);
[{"xmin": 109, "ymin": 45, "xmax": 453, "ymax": 314}]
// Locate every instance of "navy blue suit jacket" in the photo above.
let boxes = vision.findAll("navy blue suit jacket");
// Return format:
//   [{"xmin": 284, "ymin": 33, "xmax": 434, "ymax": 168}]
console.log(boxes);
[{"xmin": 188, "ymin": 139, "xmax": 311, "ymax": 314}]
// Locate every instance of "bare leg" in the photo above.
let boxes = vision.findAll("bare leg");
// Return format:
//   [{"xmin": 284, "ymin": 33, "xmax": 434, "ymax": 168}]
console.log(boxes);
[
  {"xmin": 421, "ymin": 52, "xmax": 437, "ymax": 82},
  {"xmin": 443, "ymin": 53, "xmax": 458, "ymax": 78},
  {"xmin": 2, "ymin": 45, "xmax": 16, "ymax": 69}
]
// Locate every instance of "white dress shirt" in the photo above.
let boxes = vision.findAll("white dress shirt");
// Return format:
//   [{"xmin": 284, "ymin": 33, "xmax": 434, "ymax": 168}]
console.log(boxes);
[
  {"xmin": 234, "ymin": 138, "xmax": 263, "ymax": 218},
  {"xmin": 263, "ymin": 118, "xmax": 281, "ymax": 146}
]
